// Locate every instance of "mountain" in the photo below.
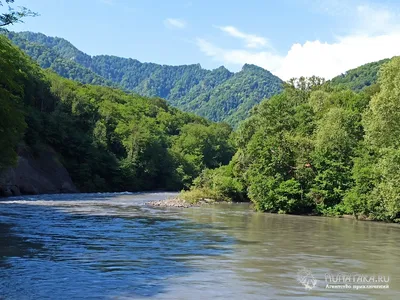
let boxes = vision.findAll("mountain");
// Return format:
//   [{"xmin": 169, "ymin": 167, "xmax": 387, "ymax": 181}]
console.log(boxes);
[
  {"xmin": 0, "ymin": 34, "xmax": 234, "ymax": 194},
  {"xmin": 4, "ymin": 31, "xmax": 116, "ymax": 88},
  {"xmin": 3, "ymin": 31, "xmax": 283, "ymax": 126},
  {"xmin": 329, "ymin": 59, "xmax": 389, "ymax": 91},
  {"xmin": 181, "ymin": 64, "xmax": 283, "ymax": 125}
]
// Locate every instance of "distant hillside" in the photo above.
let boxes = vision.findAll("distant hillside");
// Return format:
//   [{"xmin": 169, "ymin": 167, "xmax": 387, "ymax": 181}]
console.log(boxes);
[
  {"xmin": 330, "ymin": 59, "xmax": 390, "ymax": 91},
  {"xmin": 181, "ymin": 64, "xmax": 282, "ymax": 125},
  {"xmin": 5, "ymin": 31, "xmax": 116, "ymax": 87},
  {"xmin": 3, "ymin": 31, "xmax": 283, "ymax": 126}
]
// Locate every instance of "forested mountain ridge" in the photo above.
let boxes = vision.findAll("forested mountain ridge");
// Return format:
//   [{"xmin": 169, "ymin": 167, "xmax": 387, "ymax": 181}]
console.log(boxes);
[
  {"xmin": 0, "ymin": 34, "xmax": 234, "ymax": 195},
  {"xmin": 181, "ymin": 64, "xmax": 283, "ymax": 125},
  {"xmin": 3, "ymin": 31, "xmax": 283, "ymax": 126},
  {"xmin": 2, "ymin": 29, "xmax": 394, "ymax": 130},
  {"xmin": 4, "ymin": 31, "xmax": 387, "ymax": 126},
  {"xmin": 5, "ymin": 31, "xmax": 117, "ymax": 88},
  {"xmin": 329, "ymin": 59, "xmax": 390, "ymax": 91}
]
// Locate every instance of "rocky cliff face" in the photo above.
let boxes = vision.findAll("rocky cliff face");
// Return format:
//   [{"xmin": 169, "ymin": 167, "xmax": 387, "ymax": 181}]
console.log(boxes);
[{"xmin": 0, "ymin": 146, "xmax": 78, "ymax": 197}]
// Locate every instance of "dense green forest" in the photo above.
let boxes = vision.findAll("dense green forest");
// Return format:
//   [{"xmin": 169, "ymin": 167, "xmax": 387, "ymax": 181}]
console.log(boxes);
[
  {"xmin": 0, "ymin": 34, "xmax": 234, "ymax": 192},
  {"xmin": 184, "ymin": 58, "xmax": 400, "ymax": 222},
  {"xmin": 4, "ymin": 30, "xmax": 386, "ymax": 127},
  {"xmin": 2, "ymin": 22, "xmax": 399, "ymax": 222},
  {"xmin": 330, "ymin": 59, "xmax": 389, "ymax": 91},
  {"xmin": 2, "ymin": 31, "xmax": 283, "ymax": 126}
]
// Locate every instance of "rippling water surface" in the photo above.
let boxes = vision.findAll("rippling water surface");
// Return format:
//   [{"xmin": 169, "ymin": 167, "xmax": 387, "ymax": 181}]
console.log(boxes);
[{"xmin": 0, "ymin": 192, "xmax": 399, "ymax": 299}]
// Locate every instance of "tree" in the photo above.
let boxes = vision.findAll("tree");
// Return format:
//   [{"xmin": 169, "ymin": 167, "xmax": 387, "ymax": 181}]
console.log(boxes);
[
  {"xmin": 310, "ymin": 107, "xmax": 357, "ymax": 210},
  {"xmin": 171, "ymin": 122, "xmax": 234, "ymax": 187},
  {"xmin": 345, "ymin": 57, "xmax": 400, "ymax": 221},
  {"xmin": 363, "ymin": 58, "xmax": 400, "ymax": 149},
  {"xmin": 0, "ymin": 35, "xmax": 27, "ymax": 169},
  {"xmin": 0, "ymin": 0, "xmax": 37, "ymax": 27}
]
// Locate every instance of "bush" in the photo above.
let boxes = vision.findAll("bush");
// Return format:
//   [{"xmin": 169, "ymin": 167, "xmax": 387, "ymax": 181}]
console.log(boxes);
[{"xmin": 180, "ymin": 165, "xmax": 246, "ymax": 203}]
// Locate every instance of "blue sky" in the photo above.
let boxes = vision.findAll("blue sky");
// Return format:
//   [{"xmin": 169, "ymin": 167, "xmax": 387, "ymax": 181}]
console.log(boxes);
[{"xmin": 8, "ymin": 0, "xmax": 400, "ymax": 79}]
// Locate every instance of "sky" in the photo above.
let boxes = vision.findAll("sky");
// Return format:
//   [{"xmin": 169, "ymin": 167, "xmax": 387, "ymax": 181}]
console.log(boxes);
[{"xmin": 8, "ymin": 0, "xmax": 400, "ymax": 80}]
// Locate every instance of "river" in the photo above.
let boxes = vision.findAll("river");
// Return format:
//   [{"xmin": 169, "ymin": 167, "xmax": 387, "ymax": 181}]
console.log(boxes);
[{"xmin": 0, "ymin": 192, "xmax": 399, "ymax": 299}]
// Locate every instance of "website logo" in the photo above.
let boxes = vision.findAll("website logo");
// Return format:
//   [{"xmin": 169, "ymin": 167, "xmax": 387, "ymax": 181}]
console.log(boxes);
[{"xmin": 297, "ymin": 267, "xmax": 318, "ymax": 290}]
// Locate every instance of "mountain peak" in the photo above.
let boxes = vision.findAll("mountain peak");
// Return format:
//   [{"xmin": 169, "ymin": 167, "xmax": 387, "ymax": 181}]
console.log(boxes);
[
  {"xmin": 215, "ymin": 65, "xmax": 229, "ymax": 71},
  {"xmin": 241, "ymin": 63, "xmax": 269, "ymax": 73},
  {"xmin": 212, "ymin": 65, "xmax": 232, "ymax": 75}
]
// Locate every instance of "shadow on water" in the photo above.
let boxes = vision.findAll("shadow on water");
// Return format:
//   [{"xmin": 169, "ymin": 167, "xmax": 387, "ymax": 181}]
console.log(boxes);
[
  {"xmin": 0, "ymin": 222, "xmax": 45, "ymax": 268},
  {"xmin": 0, "ymin": 193, "xmax": 234, "ymax": 299}
]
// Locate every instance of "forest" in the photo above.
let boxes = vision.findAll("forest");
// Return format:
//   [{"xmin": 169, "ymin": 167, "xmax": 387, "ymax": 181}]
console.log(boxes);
[
  {"xmin": 0, "ymin": 34, "xmax": 234, "ymax": 192},
  {"xmin": 3, "ymin": 30, "xmax": 283, "ymax": 126},
  {"xmin": 184, "ymin": 59, "xmax": 400, "ymax": 222}
]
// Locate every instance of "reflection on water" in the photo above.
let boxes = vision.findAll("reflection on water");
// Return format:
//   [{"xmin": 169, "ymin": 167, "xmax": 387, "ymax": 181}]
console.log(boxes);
[{"xmin": 0, "ymin": 193, "xmax": 399, "ymax": 299}]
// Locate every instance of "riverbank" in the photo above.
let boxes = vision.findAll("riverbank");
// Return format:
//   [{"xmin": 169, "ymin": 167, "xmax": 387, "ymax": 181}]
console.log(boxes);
[
  {"xmin": 146, "ymin": 197, "xmax": 217, "ymax": 208},
  {"xmin": 145, "ymin": 196, "xmax": 389, "ymax": 223}
]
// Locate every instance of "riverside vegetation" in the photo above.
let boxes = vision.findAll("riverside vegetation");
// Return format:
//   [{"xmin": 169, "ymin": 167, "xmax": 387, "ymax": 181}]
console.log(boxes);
[
  {"xmin": 182, "ymin": 59, "xmax": 400, "ymax": 222},
  {"xmin": 0, "ymin": 34, "xmax": 234, "ymax": 192},
  {"xmin": 1, "ymin": 2, "xmax": 400, "ymax": 221}
]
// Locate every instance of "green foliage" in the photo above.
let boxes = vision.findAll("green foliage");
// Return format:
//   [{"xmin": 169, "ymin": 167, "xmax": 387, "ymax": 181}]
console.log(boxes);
[
  {"xmin": 310, "ymin": 107, "xmax": 359, "ymax": 210},
  {"xmin": 330, "ymin": 59, "xmax": 389, "ymax": 91},
  {"xmin": 345, "ymin": 57, "xmax": 400, "ymax": 221},
  {"xmin": 0, "ymin": 34, "xmax": 55, "ymax": 169},
  {"xmin": 170, "ymin": 122, "xmax": 235, "ymax": 187},
  {"xmin": 181, "ymin": 64, "xmax": 283, "ymax": 125},
  {"xmin": 242, "ymin": 81, "xmax": 372, "ymax": 214},
  {"xmin": 185, "ymin": 66, "xmax": 400, "ymax": 220},
  {"xmin": 4, "ymin": 31, "xmax": 117, "ymax": 87},
  {"xmin": 180, "ymin": 164, "xmax": 246, "ymax": 203},
  {"xmin": 3, "ymin": 31, "xmax": 283, "ymax": 126},
  {"xmin": 42, "ymin": 73, "xmax": 234, "ymax": 192},
  {"xmin": 0, "ymin": 35, "xmax": 234, "ymax": 192},
  {"xmin": 0, "ymin": 0, "xmax": 37, "ymax": 27}
]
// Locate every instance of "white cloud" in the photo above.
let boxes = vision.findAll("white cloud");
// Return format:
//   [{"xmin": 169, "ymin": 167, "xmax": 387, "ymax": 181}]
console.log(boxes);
[
  {"xmin": 217, "ymin": 26, "xmax": 269, "ymax": 49},
  {"xmin": 196, "ymin": 38, "xmax": 282, "ymax": 71},
  {"xmin": 164, "ymin": 18, "xmax": 187, "ymax": 29},
  {"xmin": 277, "ymin": 33, "xmax": 400, "ymax": 79},
  {"xmin": 197, "ymin": 5, "xmax": 400, "ymax": 80},
  {"xmin": 197, "ymin": 33, "xmax": 400, "ymax": 80}
]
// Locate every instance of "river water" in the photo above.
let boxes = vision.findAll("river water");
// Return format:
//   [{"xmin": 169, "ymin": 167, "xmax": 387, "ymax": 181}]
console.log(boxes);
[{"xmin": 0, "ymin": 192, "xmax": 399, "ymax": 299}]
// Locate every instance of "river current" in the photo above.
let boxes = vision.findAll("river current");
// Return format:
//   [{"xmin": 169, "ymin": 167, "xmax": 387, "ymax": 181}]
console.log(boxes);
[{"xmin": 0, "ymin": 192, "xmax": 399, "ymax": 299}]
